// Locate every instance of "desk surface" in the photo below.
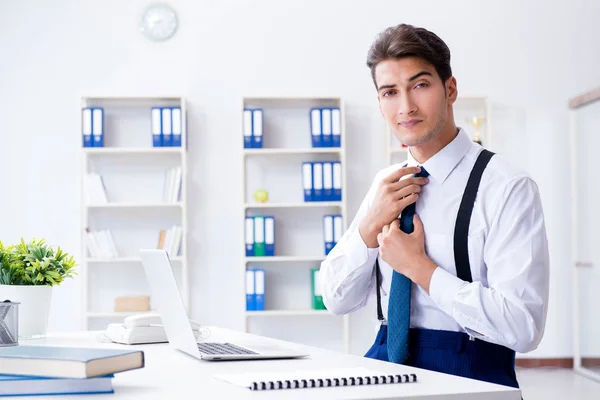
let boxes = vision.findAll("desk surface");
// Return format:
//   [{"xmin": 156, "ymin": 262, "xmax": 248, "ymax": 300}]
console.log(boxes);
[{"xmin": 14, "ymin": 327, "xmax": 521, "ymax": 399}]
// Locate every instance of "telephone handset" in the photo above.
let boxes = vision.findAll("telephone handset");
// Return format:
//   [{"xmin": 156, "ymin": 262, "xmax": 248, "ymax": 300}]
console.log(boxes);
[{"xmin": 103, "ymin": 312, "xmax": 203, "ymax": 345}]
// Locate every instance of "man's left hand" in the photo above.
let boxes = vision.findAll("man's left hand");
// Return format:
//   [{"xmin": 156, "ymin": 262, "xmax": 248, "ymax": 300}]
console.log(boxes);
[{"xmin": 377, "ymin": 214, "xmax": 438, "ymax": 293}]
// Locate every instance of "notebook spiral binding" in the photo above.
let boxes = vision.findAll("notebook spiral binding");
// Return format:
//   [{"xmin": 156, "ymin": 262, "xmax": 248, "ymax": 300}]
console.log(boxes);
[{"xmin": 250, "ymin": 373, "xmax": 417, "ymax": 390}]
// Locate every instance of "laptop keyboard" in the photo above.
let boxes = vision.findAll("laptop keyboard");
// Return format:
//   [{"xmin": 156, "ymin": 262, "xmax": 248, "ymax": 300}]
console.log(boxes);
[{"xmin": 197, "ymin": 342, "xmax": 258, "ymax": 355}]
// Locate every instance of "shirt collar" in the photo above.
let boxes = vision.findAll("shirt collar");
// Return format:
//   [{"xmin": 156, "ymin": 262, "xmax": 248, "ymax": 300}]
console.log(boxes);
[{"xmin": 406, "ymin": 127, "xmax": 473, "ymax": 184}]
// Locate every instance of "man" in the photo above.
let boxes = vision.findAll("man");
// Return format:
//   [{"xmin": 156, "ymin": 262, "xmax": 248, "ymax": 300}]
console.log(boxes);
[{"xmin": 320, "ymin": 23, "xmax": 549, "ymax": 389}]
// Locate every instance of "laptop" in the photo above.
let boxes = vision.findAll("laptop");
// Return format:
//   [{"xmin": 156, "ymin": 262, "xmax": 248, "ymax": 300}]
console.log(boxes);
[{"xmin": 139, "ymin": 249, "xmax": 309, "ymax": 361}]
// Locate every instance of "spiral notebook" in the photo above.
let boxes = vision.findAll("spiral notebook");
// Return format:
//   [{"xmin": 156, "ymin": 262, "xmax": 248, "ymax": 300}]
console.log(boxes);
[{"xmin": 213, "ymin": 367, "xmax": 417, "ymax": 391}]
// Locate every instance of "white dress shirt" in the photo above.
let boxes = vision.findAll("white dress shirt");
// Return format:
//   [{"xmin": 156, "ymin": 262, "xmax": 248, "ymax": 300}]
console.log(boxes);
[{"xmin": 320, "ymin": 128, "xmax": 550, "ymax": 353}]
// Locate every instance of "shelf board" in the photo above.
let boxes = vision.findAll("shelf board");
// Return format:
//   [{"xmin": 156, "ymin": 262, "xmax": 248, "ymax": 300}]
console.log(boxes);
[
  {"xmin": 83, "ymin": 147, "xmax": 184, "ymax": 155},
  {"xmin": 86, "ymin": 256, "xmax": 183, "ymax": 264},
  {"xmin": 245, "ymin": 256, "xmax": 325, "ymax": 263},
  {"xmin": 87, "ymin": 311, "xmax": 153, "ymax": 318},
  {"xmin": 243, "ymin": 148, "xmax": 342, "ymax": 156},
  {"xmin": 86, "ymin": 202, "xmax": 183, "ymax": 209},
  {"xmin": 245, "ymin": 310, "xmax": 331, "ymax": 317},
  {"xmin": 244, "ymin": 202, "xmax": 342, "ymax": 209}
]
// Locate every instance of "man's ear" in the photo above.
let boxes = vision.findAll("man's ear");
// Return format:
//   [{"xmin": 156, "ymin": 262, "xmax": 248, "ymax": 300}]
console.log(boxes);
[{"xmin": 446, "ymin": 77, "xmax": 458, "ymax": 105}]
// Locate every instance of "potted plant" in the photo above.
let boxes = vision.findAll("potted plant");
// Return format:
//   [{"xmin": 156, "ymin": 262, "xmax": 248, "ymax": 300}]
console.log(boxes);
[{"xmin": 0, "ymin": 238, "xmax": 77, "ymax": 339}]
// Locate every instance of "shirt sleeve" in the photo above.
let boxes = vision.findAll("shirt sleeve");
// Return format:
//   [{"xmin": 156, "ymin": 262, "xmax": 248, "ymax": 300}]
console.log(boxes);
[
  {"xmin": 320, "ymin": 175, "xmax": 382, "ymax": 315},
  {"xmin": 429, "ymin": 176, "xmax": 550, "ymax": 353}
]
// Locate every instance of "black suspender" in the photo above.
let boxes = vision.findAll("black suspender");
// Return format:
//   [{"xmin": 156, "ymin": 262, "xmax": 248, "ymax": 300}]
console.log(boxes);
[{"xmin": 375, "ymin": 149, "xmax": 495, "ymax": 321}]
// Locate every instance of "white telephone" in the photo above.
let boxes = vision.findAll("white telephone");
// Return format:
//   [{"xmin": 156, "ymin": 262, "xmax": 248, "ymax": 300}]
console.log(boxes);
[{"xmin": 103, "ymin": 312, "xmax": 204, "ymax": 345}]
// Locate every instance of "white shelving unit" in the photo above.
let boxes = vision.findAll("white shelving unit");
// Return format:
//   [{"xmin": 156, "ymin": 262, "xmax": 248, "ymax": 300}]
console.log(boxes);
[
  {"xmin": 80, "ymin": 96, "xmax": 188, "ymax": 331},
  {"xmin": 384, "ymin": 96, "xmax": 492, "ymax": 165},
  {"xmin": 241, "ymin": 96, "xmax": 350, "ymax": 353}
]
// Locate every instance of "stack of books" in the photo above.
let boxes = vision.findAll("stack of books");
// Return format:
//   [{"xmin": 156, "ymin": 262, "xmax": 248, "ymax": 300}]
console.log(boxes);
[{"xmin": 0, "ymin": 345, "xmax": 144, "ymax": 396}]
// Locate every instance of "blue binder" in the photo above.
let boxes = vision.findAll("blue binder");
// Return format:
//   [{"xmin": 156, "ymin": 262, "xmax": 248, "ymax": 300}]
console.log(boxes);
[
  {"xmin": 243, "ymin": 109, "xmax": 253, "ymax": 149},
  {"xmin": 91, "ymin": 108, "xmax": 104, "ymax": 147},
  {"xmin": 82, "ymin": 108, "xmax": 93, "ymax": 148},
  {"xmin": 151, "ymin": 107, "xmax": 162, "ymax": 147},
  {"xmin": 333, "ymin": 215, "xmax": 343, "ymax": 247},
  {"xmin": 333, "ymin": 161, "xmax": 342, "ymax": 201},
  {"xmin": 312, "ymin": 162, "xmax": 324, "ymax": 201},
  {"xmin": 323, "ymin": 215, "xmax": 334, "ymax": 255},
  {"xmin": 321, "ymin": 108, "xmax": 332, "ymax": 147},
  {"xmin": 246, "ymin": 269, "xmax": 256, "ymax": 311},
  {"xmin": 171, "ymin": 107, "xmax": 182, "ymax": 147},
  {"xmin": 161, "ymin": 108, "xmax": 172, "ymax": 147},
  {"xmin": 264, "ymin": 216, "xmax": 275, "ymax": 256},
  {"xmin": 252, "ymin": 109, "xmax": 263, "ymax": 148},
  {"xmin": 310, "ymin": 108, "xmax": 322, "ymax": 147},
  {"xmin": 332, "ymin": 107, "xmax": 341, "ymax": 147},
  {"xmin": 323, "ymin": 162, "xmax": 333, "ymax": 201},
  {"xmin": 302, "ymin": 162, "xmax": 313, "ymax": 202},
  {"xmin": 254, "ymin": 269, "xmax": 265, "ymax": 311},
  {"xmin": 245, "ymin": 216, "xmax": 254, "ymax": 257}
]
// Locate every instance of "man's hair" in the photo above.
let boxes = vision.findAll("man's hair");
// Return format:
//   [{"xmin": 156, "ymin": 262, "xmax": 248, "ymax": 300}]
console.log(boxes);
[{"xmin": 366, "ymin": 24, "xmax": 452, "ymax": 89}]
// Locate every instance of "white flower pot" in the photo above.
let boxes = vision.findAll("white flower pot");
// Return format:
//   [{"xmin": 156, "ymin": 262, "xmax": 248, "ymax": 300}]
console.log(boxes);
[{"xmin": 0, "ymin": 285, "xmax": 53, "ymax": 339}]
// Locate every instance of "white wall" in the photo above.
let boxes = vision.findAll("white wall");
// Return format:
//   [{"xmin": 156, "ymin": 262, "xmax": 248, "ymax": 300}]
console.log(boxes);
[{"xmin": 1, "ymin": 0, "xmax": 599, "ymax": 358}]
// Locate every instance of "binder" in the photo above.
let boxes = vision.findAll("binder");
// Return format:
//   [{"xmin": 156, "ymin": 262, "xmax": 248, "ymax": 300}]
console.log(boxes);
[
  {"xmin": 245, "ymin": 217, "xmax": 254, "ymax": 257},
  {"xmin": 302, "ymin": 162, "xmax": 313, "ymax": 202},
  {"xmin": 161, "ymin": 107, "xmax": 172, "ymax": 147},
  {"xmin": 252, "ymin": 109, "xmax": 263, "ymax": 148},
  {"xmin": 264, "ymin": 216, "xmax": 275, "ymax": 256},
  {"xmin": 333, "ymin": 161, "xmax": 342, "ymax": 201},
  {"xmin": 82, "ymin": 108, "xmax": 93, "ymax": 148},
  {"xmin": 311, "ymin": 268, "xmax": 326, "ymax": 310},
  {"xmin": 332, "ymin": 107, "xmax": 341, "ymax": 147},
  {"xmin": 322, "ymin": 162, "xmax": 333, "ymax": 201},
  {"xmin": 171, "ymin": 107, "xmax": 182, "ymax": 147},
  {"xmin": 323, "ymin": 215, "xmax": 334, "ymax": 255},
  {"xmin": 246, "ymin": 269, "xmax": 256, "ymax": 311},
  {"xmin": 253, "ymin": 216, "xmax": 265, "ymax": 257},
  {"xmin": 254, "ymin": 269, "xmax": 265, "ymax": 311},
  {"xmin": 321, "ymin": 108, "xmax": 332, "ymax": 147},
  {"xmin": 91, "ymin": 108, "xmax": 104, "ymax": 147},
  {"xmin": 243, "ymin": 109, "xmax": 253, "ymax": 149},
  {"xmin": 333, "ymin": 215, "xmax": 343, "ymax": 246},
  {"xmin": 151, "ymin": 107, "xmax": 162, "ymax": 147},
  {"xmin": 310, "ymin": 108, "xmax": 322, "ymax": 147},
  {"xmin": 312, "ymin": 162, "xmax": 323, "ymax": 202}
]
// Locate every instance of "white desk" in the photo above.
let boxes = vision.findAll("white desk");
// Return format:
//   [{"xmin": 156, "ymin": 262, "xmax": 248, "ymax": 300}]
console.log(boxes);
[{"xmin": 16, "ymin": 327, "xmax": 521, "ymax": 399}]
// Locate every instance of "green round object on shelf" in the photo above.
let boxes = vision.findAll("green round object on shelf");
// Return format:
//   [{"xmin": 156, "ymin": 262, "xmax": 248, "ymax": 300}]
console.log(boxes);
[{"xmin": 253, "ymin": 189, "xmax": 269, "ymax": 203}]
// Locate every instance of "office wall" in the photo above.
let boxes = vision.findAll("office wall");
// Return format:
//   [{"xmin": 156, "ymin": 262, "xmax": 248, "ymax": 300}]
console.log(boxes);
[{"xmin": 1, "ymin": 0, "xmax": 599, "ymax": 358}]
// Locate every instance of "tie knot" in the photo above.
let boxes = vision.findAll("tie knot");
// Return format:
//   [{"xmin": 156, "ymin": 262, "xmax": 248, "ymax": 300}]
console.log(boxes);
[{"xmin": 415, "ymin": 165, "xmax": 429, "ymax": 178}]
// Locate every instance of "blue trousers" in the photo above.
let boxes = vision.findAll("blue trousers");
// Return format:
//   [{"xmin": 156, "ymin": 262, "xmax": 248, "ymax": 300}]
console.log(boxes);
[{"xmin": 364, "ymin": 325, "xmax": 519, "ymax": 389}]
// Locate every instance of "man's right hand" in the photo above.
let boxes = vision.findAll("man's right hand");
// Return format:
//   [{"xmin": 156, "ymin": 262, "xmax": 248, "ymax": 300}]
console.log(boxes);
[{"xmin": 359, "ymin": 166, "xmax": 429, "ymax": 248}]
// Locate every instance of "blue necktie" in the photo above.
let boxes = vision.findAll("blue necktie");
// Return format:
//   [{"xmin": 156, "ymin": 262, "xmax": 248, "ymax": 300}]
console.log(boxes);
[{"xmin": 387, "ymin": 166, "xmax": 429, "ymax": 364}]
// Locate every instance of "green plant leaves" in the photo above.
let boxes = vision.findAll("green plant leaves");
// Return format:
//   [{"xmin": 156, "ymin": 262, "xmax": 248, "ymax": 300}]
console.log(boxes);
[{"xmin": 0, "ymin": 238, "xmax": 77, "ymax": 286}]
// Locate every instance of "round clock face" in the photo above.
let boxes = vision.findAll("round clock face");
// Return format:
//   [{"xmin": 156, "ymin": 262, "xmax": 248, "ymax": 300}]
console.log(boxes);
[{"xmin": 140, "ymin": 3, "xmax": 178, "ymax": 42}]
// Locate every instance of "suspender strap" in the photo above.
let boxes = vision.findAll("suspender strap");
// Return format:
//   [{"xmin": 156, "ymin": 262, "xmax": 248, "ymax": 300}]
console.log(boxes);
[
  {"xmin": 453, "ymin": 149, "xmax": 495, "ymax": 283},
  {"xmin": 375, "ymin": 259, "xmax": 384, "ymax": 322}
]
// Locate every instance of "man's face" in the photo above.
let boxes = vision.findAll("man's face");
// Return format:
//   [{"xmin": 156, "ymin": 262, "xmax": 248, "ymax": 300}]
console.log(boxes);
[{"xmin": 375, "ymin": 57, "xmax": 455, "ymax": 147}]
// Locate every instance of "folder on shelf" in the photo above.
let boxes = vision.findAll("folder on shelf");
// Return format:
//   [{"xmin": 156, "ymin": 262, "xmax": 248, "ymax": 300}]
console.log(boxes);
[
  {"xmin": 92, "ymin": 108, "xmax": 104, "ymax": 147},
  {"xmin": 252, "ymin": 109, "xmax": 263, "ymax": 148},
  {"xmin": 246, "ymin": 269, "xmax": 255, "ymax": 311},
  {"xmin": 323, "ymin": 162, "xmax": 333, "ymax": 201},
  {"xmin": 253, "ymin": 216, "xmax": 265, "ymax": 257},
  {"xmin": 151, "ymin": 107, "xmax": 162, "ymax": 147},
  {"xmin": 82, "ymin": 108, "xmax": 93, "ymax": 148},
  {"xmin": 332, "ymin": 107, "xmax": 341, "ymax": 147},
  {"xmin": 245, "ymin": 217, "xmax": 254, "ymax": 257},
  {"xmin": 311, "ymin": 268, "xmax": 326, "ymax": 310},
  {"xmin": 333, "ymin": 215, "xmax": 343, "ymax": 247},
  {"xmin": 171, "ymin": 107, "xmax": 182, "ymax": 147},
  {"xmin": 333, "ymin": 161, "xmax": 342, "ymax": 201},
  {"xmin": 323, "ymin": 215, "xmax": 334, "ymax": 255},
  {"xmin": 302, "ymin": 162, "xmax": 313, "ymax": 202},
  {"xmin": 264, "ymin": 216, "xmax": 275, "ymax": 257},
  {"xmin": 254, "ymin": 269, "xmax": 265, "ymax": 311},
  {"xmin": 310, "ymin": 108, "xmax": 322, "ymax": 147},
  {"xmin": 161, "ymin": 108, "xmax": 172, "ymax": 147},
  {"xmin": 243, "ymin": 109, "xmax": 253, "ymax": 149},
  {"xmin": 312, "ymin": 162, "xmax": 323, "ymax": 202},
  {"xmin": 321, "ymin": 108, "xmax": 332, "ymax": 148}
]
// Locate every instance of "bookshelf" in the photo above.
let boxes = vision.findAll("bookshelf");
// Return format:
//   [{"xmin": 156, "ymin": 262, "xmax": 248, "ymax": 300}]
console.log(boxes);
[
  {"xmin": 241, "ymin": 96, "xmax": 350, "ymax": 353},
  {"xmin": 384, "ymin": 96, "xmax": 492, "ymax": 165},
  {"xmin": 80, "ymin": 96, "xmax": 188, "ymax": 331}
]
